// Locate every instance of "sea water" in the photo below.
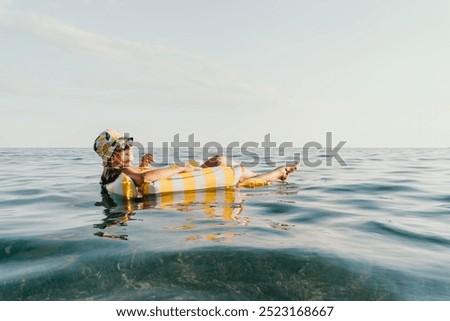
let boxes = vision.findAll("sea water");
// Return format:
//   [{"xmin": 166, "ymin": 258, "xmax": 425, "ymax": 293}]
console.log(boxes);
[{"xmin": 1, "ymin": 148, "xmax": 450, "ymax": 300}]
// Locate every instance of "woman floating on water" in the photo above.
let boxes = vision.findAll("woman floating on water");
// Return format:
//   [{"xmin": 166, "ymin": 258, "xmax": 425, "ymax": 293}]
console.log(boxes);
[{"xmin": 93, "ymin": 129, "xmax": 298, "ymax": 196}]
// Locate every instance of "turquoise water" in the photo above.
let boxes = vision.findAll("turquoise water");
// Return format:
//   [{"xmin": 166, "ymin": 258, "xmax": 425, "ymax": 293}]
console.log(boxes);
[{"xmin": 1, "ymin": 148, "xmax": 450, "ymax": 300}]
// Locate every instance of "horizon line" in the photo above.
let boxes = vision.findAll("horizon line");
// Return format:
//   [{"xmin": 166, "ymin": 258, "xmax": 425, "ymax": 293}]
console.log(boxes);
[{"xmin": 1, "ymin": 146, "xmax": 449, "ymax": 149}]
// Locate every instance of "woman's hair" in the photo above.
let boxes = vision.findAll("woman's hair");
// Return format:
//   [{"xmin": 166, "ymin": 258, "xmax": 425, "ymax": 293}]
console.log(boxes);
[
  {"xmin": 100, "ymin": 155, "xmax": 122, "ymax": 186},
  {"xmin": 101, "ymin": 167, "xmax": 122, "ymax": 185}
]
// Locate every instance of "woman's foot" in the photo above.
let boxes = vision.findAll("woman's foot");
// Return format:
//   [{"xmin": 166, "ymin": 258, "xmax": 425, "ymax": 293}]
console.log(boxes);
[
  {"xmin": 280, "ymin": 163, "xmax": 298, "ymax": 181},
  {"xmin": 242, "ymin": 162, "xmax": 299, "ymax": 183},
  {"xmin": 277, "ymin": 163, "xmax": 299, "ymax": 181}
]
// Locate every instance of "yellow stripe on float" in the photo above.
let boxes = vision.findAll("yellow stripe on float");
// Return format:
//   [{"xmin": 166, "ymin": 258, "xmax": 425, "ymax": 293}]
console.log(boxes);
[
  {"xmin": 202, "ymin": 168, "xmax": 217, "ymax": 216},
  {"xmin": 203, "ymin": 168, "xmax": 217, "ymax": 207},
  {"xmin": 180, "ymin": 171, "xmax": 196, "ymax": 190},
  {"xmin": 159, "ymin": 177, "xmax": 174, "ymax": 193},
  {"xmin": 202, "ymin": 168, "xmax": 217, "ymax": 190},
  {"xmin": 180, "ymin": 171, "xmax": 196, "ymax": 204},
  {"xmin": 121, "ymin": 174, "xmax": 136, "ymax": 199},
  {"xmin": 142, "ymin": 181, "xmax": 150, "ymax": 195},
  {"xmin": 160, "ymin": 178, "xmax": 174, "ymax": 206},
  {"xmin": 184, "ymin": 190, "xmax": 196, "ymax": 205},
  {"xmin": 224, "ymin": 167, "xmax": 235, "ymax": 188}
]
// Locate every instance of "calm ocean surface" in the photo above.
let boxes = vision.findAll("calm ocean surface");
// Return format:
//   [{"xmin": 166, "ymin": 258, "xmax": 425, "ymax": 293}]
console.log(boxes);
[{"xmin": 1, "ymin": 148, "xmax": 450, "ymax": 300}]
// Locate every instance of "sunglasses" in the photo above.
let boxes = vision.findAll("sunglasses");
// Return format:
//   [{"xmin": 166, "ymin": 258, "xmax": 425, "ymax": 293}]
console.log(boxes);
[{"xmin": 112, "ymin": 138, "xmax": 133, "ymax": 151}]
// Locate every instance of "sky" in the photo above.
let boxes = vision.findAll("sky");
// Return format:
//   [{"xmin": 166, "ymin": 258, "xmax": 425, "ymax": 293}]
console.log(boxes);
[{"xmin": 0, "ymin": 0, "xmax": 449, "ymax": 148}]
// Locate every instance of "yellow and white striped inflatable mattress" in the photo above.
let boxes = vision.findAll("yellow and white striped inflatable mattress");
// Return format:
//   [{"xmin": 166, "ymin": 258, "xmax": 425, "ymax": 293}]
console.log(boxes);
[{"xmin": 104, "ymin": 166, "xmax": 244, "ymax": 199}]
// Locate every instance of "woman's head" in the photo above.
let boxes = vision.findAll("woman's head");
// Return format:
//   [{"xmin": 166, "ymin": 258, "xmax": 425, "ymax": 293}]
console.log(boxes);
[
  {"xmin": 109, "ymin": 142, "xmax": 134, "ymax": 168},
  {"xmin": 94, "ymin": 129, "xmax": 134, "ymax": 167}
]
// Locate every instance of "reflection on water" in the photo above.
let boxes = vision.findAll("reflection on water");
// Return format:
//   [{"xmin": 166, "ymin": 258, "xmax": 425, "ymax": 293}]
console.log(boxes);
[{"xmin": 94, "ymin": 184, "xmax": 299, "ymax": 242}]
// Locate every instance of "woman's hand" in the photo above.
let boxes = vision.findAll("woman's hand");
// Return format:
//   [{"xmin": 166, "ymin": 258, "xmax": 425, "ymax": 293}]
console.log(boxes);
[
  {"xmin": 140, "ymin": 154, "xmax": 154, "ymax": 167},
  {"xmin": 181, "ymin": 163, "xmax": 194, "ymax": 172}
]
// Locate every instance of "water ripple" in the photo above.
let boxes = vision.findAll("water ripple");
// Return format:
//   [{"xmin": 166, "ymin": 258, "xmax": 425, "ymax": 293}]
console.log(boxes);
[{"xmin": 362, "ymin": 221, "xmax": 450, "ymax": 247}]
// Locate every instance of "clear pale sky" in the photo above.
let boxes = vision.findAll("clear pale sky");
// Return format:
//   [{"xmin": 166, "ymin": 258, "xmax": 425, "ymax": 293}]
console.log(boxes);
[{"xmin": 1, "ymin": 0, "xmax": 449, "ymax": 148}]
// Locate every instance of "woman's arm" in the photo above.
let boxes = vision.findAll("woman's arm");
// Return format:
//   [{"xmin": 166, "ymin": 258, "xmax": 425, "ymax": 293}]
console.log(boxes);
[
  {"xmin": 122, "ymin": 165, "xmax": 192, "ymax": 186},
  {"xmin": 143, "ymin": 165, "xmax": 193, "ymax": 183}
]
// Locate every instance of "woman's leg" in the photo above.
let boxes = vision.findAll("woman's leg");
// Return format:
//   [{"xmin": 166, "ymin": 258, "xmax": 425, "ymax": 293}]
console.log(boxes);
[
  {"xmin": 201, "ymin": 155, "xmax": 298, "ymax": 184},
  {"xmin": 239, "ymin": 163, "xmax": 298, "ymax": 184}
]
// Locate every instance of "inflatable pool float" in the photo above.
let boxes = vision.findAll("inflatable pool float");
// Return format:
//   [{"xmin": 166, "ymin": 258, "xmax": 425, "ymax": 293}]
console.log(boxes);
[{"xmin": 104, "ymin": 166, "xmax": 244, "ymax": 199}]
